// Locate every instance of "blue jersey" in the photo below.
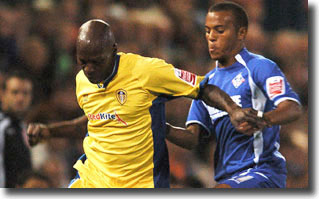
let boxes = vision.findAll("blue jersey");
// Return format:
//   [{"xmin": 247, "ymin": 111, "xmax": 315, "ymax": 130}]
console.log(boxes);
[{"xmin": 186, "ymin": 48, "xmax": 300, "ymax": 187}]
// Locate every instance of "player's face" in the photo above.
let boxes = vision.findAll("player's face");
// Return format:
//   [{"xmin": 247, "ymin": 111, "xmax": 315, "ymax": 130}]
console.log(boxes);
[
  {"xmin": 77, "ymin": 47, "xmax": 115, "ymax": 84},
  {"xmin": 1, "ymin": 77, "xmax": 32, "ymax": 116},
  {"xmin": 205, "ymin": 11, "xmax": 241, "ymax": 63}
]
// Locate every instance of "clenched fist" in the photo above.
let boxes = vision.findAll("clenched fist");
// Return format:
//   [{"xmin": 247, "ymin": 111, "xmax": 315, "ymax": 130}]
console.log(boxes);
[
  {"xmin": 229, "ymin": 107, "xmax": 269, "ymax": 136},
  {"xmin": 27, "ymin": 123, "xmax": 50, "ymax": 146}
]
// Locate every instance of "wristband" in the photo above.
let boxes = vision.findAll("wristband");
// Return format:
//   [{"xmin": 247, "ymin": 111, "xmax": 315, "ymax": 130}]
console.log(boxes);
[{"xmin": 257, "ymin": 111, "xmax": 263, "ymax": 118}]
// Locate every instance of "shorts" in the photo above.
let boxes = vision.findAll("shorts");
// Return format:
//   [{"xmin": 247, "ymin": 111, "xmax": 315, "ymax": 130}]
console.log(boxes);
[
  {"xmin": 68, "ymin": 154, "xmax": 86, "ymax": 188},
  {"xmin": 217, "ymin": 167, "xmax": 286, "ymax": 188},
  {"xmin": 68, "ymin": 172, "xmax": 82, "ymax": 188}
]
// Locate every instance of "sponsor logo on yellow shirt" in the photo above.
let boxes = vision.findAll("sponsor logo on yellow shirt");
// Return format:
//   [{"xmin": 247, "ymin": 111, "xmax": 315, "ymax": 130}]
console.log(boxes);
[{"xmin": 87, "ymin": 111, "xmax": 127, "ymax": 126}]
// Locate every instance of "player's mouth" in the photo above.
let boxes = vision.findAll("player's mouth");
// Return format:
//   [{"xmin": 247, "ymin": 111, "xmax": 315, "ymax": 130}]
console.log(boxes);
[
  {"xmin": 209, "ymin": 48, "xmax": 218, "ymax": 56},
  {"xmin": 209, "ymin": 45, "xmax": 218, "ymax": 53}
]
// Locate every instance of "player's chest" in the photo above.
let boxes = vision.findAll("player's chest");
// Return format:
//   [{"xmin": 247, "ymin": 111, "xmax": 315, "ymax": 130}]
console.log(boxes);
[
  {"xmin": 209, "ymin": 69, "xmax": 253, "ymax": 106},
  {"xmin": 80, "ymin": 81, "xmax": 151, "ymax": 117}
]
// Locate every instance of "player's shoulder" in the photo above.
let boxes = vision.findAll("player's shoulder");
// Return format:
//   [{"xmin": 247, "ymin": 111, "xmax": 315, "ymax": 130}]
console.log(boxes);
[
  {"xmin": 121, "ymin": 52, "xmax": 169, "ymax": 73},
  {"xmin": 75, "ymin": 70, "xmax": 93, "ymax": 90},
  {"xmin": 118, "ymin": 52, "xmax": 139, "ymax": 61},
  {"xmin": 75, "ymin": 69, "xmax": 86, "ymax": 82},
  {"xmin": 245, "ymin": 50, "xmax": 278, "ymax": 71},
  {"xmin": 118, "ymin": 52, "xmax": 152, "ymax": 63},
  {"xmin": 118, "ymin": 52, "xmax": 153, "ymax": 70},
  {"xmin": 205, "ymin": 67, "xmax": 217, "ymax": 79}
]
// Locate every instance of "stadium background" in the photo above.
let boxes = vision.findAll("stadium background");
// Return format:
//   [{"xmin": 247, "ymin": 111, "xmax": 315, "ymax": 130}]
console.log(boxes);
[{"xmin": 0, "ymin": 0, "xmax": 308, "ymax": 188}]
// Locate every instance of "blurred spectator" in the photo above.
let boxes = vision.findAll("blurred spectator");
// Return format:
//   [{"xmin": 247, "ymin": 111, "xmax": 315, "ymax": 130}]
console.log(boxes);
[
  {"xmin": 0, "ymin": 70, "xmax": 33, "ymax": 188},
  {"xmin": 53, "ymin": 21, "xmax": 78, "ymax": 83},
  {"xmin": 245, "ymin": 22, "xmax": 268, "ymax": 54},
  {"xmin": 19, "ymin": 36, "xmax": 55, "ymax": 104},
  {"xmin": 263, "ymin": 0, "xmax": 307, "ymax": 32},
  {"xmin": 16, "ymin": 170, "xmax": 52, "ymax": 188},
  {"xmin": 0, "ymin": 0, "xmax": 308, "ymax": 188},
  {"xmin": 39, "ymin": 154, "xmax": 69, "ymax": 188},
  {"xmin": 270, "ymin": 30, "xmax": 308, "ymax": 106},
  {"xmin": 0, "ymin": 5, "xmax": 21, "ymax": 73}
]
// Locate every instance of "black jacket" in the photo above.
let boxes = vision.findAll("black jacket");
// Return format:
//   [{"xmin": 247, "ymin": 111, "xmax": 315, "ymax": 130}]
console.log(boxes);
[{"xmin": 0, "ymin": 111, "xmax": 32, "ymax": 188}]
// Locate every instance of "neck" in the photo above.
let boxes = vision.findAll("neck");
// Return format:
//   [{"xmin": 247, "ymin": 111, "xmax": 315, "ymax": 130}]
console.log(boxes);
[{"xmin": 218, "ymin": 45, "xmax": 245, "ymax": 68}]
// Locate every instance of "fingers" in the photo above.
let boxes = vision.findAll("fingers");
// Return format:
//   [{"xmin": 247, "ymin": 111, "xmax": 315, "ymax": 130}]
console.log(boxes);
[
  {"xmin": 230, "ymin": 108, "xmax": 269, "ymax": 135},
  {"xmin": 27, "ymin": 123, "xmax": 44, "ymax": 146},
  {"xmin": 237, "ymin": 121, "xmax": 260, "ymax": 136},
  {"xmin": 240, "ymin": 108, "xmax": 267, "ymax": 129},
  {"xmin": 27, "ymin": 123, "xmax": 36, "ymax": 146}
]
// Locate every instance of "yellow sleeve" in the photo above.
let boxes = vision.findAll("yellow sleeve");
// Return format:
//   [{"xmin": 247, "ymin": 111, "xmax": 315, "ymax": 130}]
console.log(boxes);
[{"xmin": 134, "ymin": 55, "xmax": 205, "ymax": 99}]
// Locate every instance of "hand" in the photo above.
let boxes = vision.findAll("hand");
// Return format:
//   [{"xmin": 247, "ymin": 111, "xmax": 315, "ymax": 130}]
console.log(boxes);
[
  {"xmin": 27, "ymin": 123, "xmax": 50, "ymax": 146},
  {"xmin": 229, "ymin": 107, "xmax": 269, "ymax": 136}
]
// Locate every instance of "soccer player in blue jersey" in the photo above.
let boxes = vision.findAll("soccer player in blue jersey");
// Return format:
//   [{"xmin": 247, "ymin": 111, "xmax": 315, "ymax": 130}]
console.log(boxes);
[
  {"xmin": 26, "ymin": 19, "xmax": 265, "ymax": 188},
  {"xmin": 166, "ymin": 2, "xmax": 302, "ymax": 188}
]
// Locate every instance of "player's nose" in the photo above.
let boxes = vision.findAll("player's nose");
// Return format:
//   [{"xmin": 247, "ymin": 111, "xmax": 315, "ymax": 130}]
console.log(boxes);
[{"xmin": 207, "ymin": 31, "xmax": 217, "ymax": 41}]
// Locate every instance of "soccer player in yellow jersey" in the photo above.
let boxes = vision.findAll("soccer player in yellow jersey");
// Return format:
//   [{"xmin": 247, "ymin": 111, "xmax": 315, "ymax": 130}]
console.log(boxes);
[{"xmin": 27, "ymin": 19, "xmax": 266, "ymax": 188}]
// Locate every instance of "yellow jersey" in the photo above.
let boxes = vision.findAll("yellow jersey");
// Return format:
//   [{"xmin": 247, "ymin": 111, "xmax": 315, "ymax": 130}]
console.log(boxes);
[{"xmin": 71, "ymin": 52, "xmax": 205, "ymax": 188}]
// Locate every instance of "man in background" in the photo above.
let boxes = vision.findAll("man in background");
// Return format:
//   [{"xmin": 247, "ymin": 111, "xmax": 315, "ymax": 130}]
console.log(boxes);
[{"xmin": 0, "ymin": 70, "xmax": 33, "ymax": 187}]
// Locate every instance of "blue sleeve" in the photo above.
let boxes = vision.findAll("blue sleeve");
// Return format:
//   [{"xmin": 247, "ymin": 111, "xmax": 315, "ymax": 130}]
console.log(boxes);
[
  {"xmin": 186, "ymin": 99, "xmax": 213, "ymax": 136},
  {"xmin": 251, "ymin": 59, "xmax": 301, "ymax": 106}
]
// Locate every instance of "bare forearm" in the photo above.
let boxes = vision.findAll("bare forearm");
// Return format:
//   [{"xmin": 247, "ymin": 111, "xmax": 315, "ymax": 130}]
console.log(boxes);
[
  {"xmin": 166, "ymin": 123, "xmax": 200, "ymax": 150},
  {"xmin": 263, "ymin": 100, "xmax": 302, "ymax": 126},
  {"xmin": 47, "ymin": 115, "xmax": 88, "ymax": 138},
  {"xmin": 200, "ymin": 84, "xmax": 239, "ymax": 113},
  {"xmin": 199, "ymin": 84, "xmax": 268, "ymax": 134}
]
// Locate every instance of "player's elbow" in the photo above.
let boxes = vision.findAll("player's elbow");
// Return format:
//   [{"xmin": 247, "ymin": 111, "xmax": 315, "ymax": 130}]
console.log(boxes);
[
  {"xmin": 285, "ymin": 101, "xmax": 303, "ymax": 123},
  {"xmin": 291, "ymin": 103, "xmax": 303, "ymax": 121}
]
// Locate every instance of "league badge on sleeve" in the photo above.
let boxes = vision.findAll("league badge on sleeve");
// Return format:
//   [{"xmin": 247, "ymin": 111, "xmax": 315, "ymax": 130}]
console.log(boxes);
[
  {"xmin": 116, "ymin": 89, "xmax": 127, "ymax": 105},
  {"xmin": 174, "ymin": 68, "xmax": 197, "ymax": 87},
  {"xmin": 266, "ymin": 76, "xmax": 285, "ymax": 100}
]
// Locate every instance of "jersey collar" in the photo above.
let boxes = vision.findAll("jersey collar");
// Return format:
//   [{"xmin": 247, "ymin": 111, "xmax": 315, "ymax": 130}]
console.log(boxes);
[
  {"xmin": 97, "ymin": 54, "xmax": 120, "ymax": 89},
  {"xmin": 216, "ymin": 47, "xmax": 248, "ymax": 71}
]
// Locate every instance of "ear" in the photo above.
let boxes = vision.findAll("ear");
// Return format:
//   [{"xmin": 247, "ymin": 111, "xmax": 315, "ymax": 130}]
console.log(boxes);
[{"xmin": 237, "ymin": 27, "xmax": 247, "ymax": 41}]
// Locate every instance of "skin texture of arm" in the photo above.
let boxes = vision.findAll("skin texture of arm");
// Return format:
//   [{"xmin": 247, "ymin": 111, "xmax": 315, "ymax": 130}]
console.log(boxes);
[
  {"xmin": 166, "ymin": 123, "xmax": 202, "ymax": 150},
  {"xmin": 27, "ymin": 115, "xmax": 88, "ymax": 146},
  {"xmin": 166, "ymin": 100, "xmax": 302, "ymax": 150},
  {"xmin": 199, "ymin": 84, "xmax": 267, "ymax": 133},
  {"xmin": 263, "ymin": 100, "xmax": 302, "ymax": 126}
]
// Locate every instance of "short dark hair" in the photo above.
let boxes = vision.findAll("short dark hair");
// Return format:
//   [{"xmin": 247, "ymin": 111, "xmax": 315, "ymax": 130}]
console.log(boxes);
[
  {"xmin": 2, "ymin": 70, "xmax": 32, "ymax": 90},
  {"xmin": 209, "ymin": 1, "xmax": 248, "ymax": 30}
]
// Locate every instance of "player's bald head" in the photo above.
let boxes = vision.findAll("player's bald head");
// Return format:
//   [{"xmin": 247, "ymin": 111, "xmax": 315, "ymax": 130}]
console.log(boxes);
[
  {"xmin": 77, "ymin": 19, "xmax": 116, "ymax": 55},
  {"xmin": 76, "ymin": 20, "xmax": 118, "ymax": 84}
]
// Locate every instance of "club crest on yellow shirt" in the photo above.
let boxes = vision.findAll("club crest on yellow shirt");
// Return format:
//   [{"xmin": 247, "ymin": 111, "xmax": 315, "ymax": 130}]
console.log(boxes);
[{"xmin": 116, "ymin": 89, "xmax": 127, "ymax": 105}]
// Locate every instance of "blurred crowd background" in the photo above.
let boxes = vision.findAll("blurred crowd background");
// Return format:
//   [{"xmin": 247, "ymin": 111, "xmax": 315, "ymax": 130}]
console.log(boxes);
[{"xmin": 0, "ymin": 0, "xmax": 308, "ymax": 188}]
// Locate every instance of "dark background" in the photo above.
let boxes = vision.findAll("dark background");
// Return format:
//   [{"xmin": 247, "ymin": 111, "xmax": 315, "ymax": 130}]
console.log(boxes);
[{"xmin": 0, "ymin": 0, "xmax": 308, "ymax": 188}]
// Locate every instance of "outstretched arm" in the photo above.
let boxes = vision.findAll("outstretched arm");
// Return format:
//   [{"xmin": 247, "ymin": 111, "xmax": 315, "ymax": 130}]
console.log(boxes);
[
  {"xmin": 27, "ymin": 115, "xmax": 88, "ymax": 146},
  {"xmin": 199, "ymin": 84, "xmax": 267, "ymax": 134},
  {"xmin": 166, "ymin": 123, "xmax": 203, "ymax": 150}
]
